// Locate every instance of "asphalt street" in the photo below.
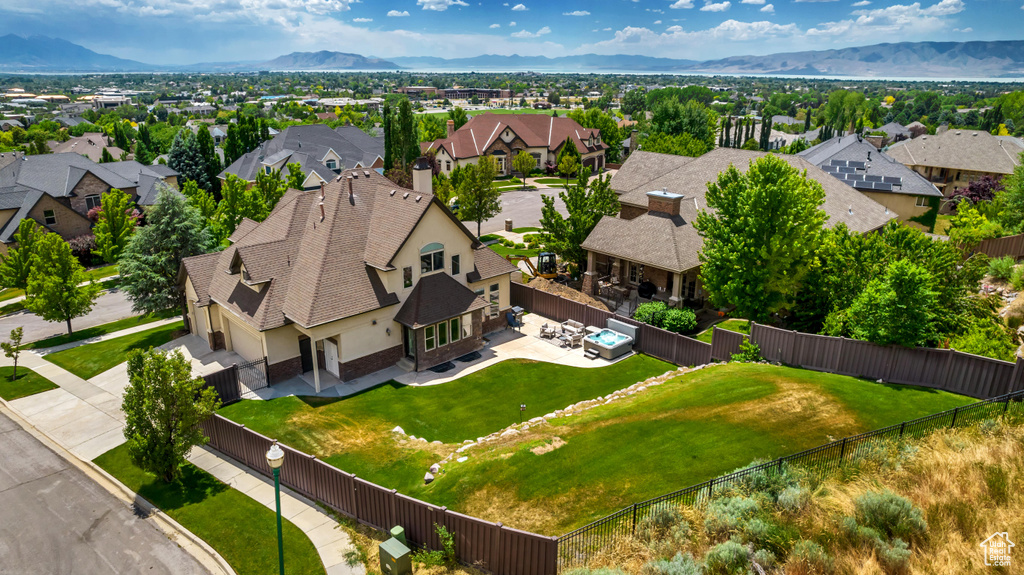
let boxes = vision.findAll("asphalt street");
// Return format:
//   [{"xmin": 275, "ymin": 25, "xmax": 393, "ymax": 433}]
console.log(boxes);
[
  {"xmin": 0, "ymin": 411, "xmax": 208, "ymax": 575},
  {"xmin": 468, "ymin": 189, "xmax": 568, "ymax": 235},
  {"xmin": 0, "ymin": 288, "xmax": 136, "ymax": 345}
]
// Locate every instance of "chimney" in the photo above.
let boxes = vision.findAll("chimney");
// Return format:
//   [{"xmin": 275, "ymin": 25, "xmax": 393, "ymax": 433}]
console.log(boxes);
[
  {"xmin": 319, "ymin": 201, "xmax": 325, "ymax": 221},
  {"xmin": 630, "ymin": 129, "xmax": 639, "ymax": 155},
  {"xmin": 446, "ymin": 119, "xmax": 455, "ymax": 138},
  {"xmin": 347, "ymin": 176, "xmax": 354, "ymax": 200},
  {"xmin": 412, "ymin": 156, "xmax": 432, "ymax": 195},
  {"xmin": 320, "ymin": 181, "xmax": 325, "ymax": 199},
  {"xmin": 646, "ymin": 190, "xmax": 683, "ymax": 217}
]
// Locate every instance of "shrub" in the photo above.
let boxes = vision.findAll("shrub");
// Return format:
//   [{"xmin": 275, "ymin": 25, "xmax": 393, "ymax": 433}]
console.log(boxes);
[
  {"xmin": 514, "ymin": 242, "xmax": 526, "ymax": 249},
  {"xmin": 727, "ymin": 459, "xmax": 800, "ymax": 498},
  {"xmin": 436, "ymin": 524, "xmax": 457, "ymax": 567},
  {"xmin": 751, "ymin": 549, "xmax": 777, "ymax": 570},
  {"xmin": 634, "ymin": 301, "xmax": 667, "ymax": 327},
  {"xmin": 704, "ymin": 496, "xmax": 759, "ymax": 537},
  {"xmin": 641, "ymin": 552, "xmax": 702, "ymax": 575},
  {"xmin": 741, "ymin": 518, "xmax": 800, "ymax": 558},
  {"xmin": 636, "ymin": 506, "xmax": 687, "ymax": 541},
  {"xmin": 662, "ymin": 308, "xmax": 697, "ymax": 334},
  {"xmin": 1012, "ymin": 265, "xmax": 1024, "ymax": 290},
  {"xmin": 875, "ymin": 538, "xmax": 912, "ymax": 574},
  {"xmin": 778, "ymin": 485, "xmax": 811, "ymax": 514},
  {"xmin": 787, "ymin": 540, "xmax": 833, "ymax": 574},
  {"xmin": 703, "ymin": 540, "xmax": 748, "ymax": 574},
  {"xmin": 564, "ymin": 569, "xmax": 627, "ymax": 575},
  {"xmin": 731, "ymin": 340, "xmax": 761, "ymax": 363},
  {"xmin": 854, "ymin": 491, "xmax": 927, "ymax": 544},
  {"xmin": 67, "ymin": 234, "xmax": 99, "ymax": 267},
  {"xmin": 988, "ymin": 256, "xmax": 1016, "ymax": 281}
]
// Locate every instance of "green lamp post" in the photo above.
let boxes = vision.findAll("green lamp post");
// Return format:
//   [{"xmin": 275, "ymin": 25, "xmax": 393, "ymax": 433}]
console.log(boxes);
[{"xmin": 266, "ymin": 442, "xmax": 286, "ymax": 575}]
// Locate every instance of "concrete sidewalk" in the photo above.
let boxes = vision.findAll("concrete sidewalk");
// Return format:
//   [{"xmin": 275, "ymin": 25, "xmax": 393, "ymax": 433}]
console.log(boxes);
[{"xmin": 1, "ymin": 323, "xmax": 364, "ymax": 575}]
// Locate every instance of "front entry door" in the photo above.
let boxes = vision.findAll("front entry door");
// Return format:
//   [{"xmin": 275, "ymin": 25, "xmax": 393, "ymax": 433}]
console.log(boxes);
[
  {"xmin": 324, "ymin": 339, "xmax": 340, "ymax": 378},
  {"xmin": 299, "ymin": 337, "xmax": 313, "ymax": 373},
  {"xmin": 403, "ymin": 326, "xmax": 416, "ymax": 361}
]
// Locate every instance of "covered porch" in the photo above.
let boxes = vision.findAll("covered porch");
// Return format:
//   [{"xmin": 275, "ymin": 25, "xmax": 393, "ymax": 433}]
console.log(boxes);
[{"xmin": 584, "ymin": 250, "xmax": 706, "ymax": 314}]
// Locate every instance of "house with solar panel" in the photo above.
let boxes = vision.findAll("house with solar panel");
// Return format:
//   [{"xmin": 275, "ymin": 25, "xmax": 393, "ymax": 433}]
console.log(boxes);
[{"xmin": 798, "ymin": 134, "xmax": 943, "ymax": 230}]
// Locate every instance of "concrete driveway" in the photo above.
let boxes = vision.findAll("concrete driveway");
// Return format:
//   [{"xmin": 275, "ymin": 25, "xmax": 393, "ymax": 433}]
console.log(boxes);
[
  {"xmin": 0, "ymin": 288, "xmax": 136, "ymax": 345},
  {"xmin": 0, "ymin": 411, "xmax": 208, "ymax": 575},
  {"xmin": 467, "ymin": 189, "xmax": 568, "ymax": 236}
]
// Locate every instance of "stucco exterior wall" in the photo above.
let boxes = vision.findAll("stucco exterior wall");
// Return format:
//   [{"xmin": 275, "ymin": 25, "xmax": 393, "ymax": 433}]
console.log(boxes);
[
  {"xmin": 384, "ymin": 202, "xmax": 477, "ymax": 296},
  {"xmin": 859, "ymin": 192, "xmax": 929, "ymax": 227}
]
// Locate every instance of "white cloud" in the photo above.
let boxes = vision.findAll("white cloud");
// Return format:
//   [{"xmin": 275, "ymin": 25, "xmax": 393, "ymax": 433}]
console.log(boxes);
[
  {"xmin": 740, "ymin": 0, "xmax": 765, "ymax": 4},
  {"xmin": 511, "ymin": 25, "xmax": 550, "ymax": 38},
  {"xmin": 509, "ymin": 20, "xmax": 516, "ymax": 25},
  {"xmin": 511, "ymin": 3, "xmax": 527, "ymax": 10},
  {"xmin": 851, "ymin": 0, "xmax": 871, "ymax": 5},
  {"xmin": 563, "ymin": 10, "xmax": 590, "ymax": 16},
  {"xmin": 654, "ymin": 19, "xmax": 662, "ymax": 23},
  {"xmin": 417, "ymin": 0, "xmax": 469, "ymax": 10},
  {"xmin": 489, "ymin": 23, "xmax": 500, "ymax": 28},
  {"xmin": 701, "ymin": 1, "xmax": 731, "ymax": 11},
  {"xmin": 670, "ymin": 0, "xmax": 694, "ymax": 8},
  {"xmin": 952, "ymin": 26, "xmax": 972, "ymax": 31},
  {"xmin": 387, "ymin": 9, "xmax": 409, "ymax": 16},
  {"xmin": 760, "ymin": 3, "xmax": 774, "ymax": 12},
  {"xmin": 794, "ymin": 0, "xmax": 838, "ymax": 2},
  {"xmin": 646, "ymin": 7, "xmax": 665, "ymax": 12},
  {"xmin": 579, "ymin": 20, "xmax": 799, "ymax": 57},
  {"xmin": 807, "ymin": 0, "xmax": 965, "ymax": 38},
  {"xmin": 603, "ymin": 26, "xmax": 612, "ymax": 30},
  {"xmin": 352, "ymin": 17, "xmax": 372, "ymax": 21}
]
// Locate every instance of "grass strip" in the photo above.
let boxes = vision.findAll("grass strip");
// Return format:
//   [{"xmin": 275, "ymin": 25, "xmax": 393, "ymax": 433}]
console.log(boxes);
[
  {"xmin": 45, "ymin": 321, "xmax": 184, "ymax": 379},
  {"xmin": 95, "ymin": 444, "xmax": 326, "ymax": 575},
  {"xmin": 0, "ymin": 366, "xmax": 58, "ymax": 400},
  {"xmin": 25, "ymin": 309, "xmax": 179, "ymax": 350}
]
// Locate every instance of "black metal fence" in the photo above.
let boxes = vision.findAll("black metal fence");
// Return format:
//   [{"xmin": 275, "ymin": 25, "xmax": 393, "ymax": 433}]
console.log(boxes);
[
  {"xmin": 556, "ymin": 389, "xmax": 1024, "ymax": 570},
  {"xmin": 202, "ymin": 357, "xmax": 269, "ymax": 406}
]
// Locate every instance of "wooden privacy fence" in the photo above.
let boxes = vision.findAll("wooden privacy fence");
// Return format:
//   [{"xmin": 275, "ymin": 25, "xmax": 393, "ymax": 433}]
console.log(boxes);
[
  {"xmin": 510, "ymin": 283, "xmax": 712, "ymax": 367},
  {"xmin": 199, "ymin": 415, "xmax": 558, "ymax": 575},
  {"xmin": 709, "ymin": 327, "xmax": 746, "ymax": 361},
  {"xmin": 557, "ymin": 388, "xmax": 1024, "ymax": 570},
  {"xmin": 977, "ymin": 233, "xmax": 1024, "ymax": 260},
  {"xmin": 747, "ymin": 323, "xmax": 1024, "ymax": 399}
]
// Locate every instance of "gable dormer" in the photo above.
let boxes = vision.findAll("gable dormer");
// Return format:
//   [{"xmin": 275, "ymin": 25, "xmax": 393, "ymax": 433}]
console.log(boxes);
[{"xmin": 500, "ymin": 127, "xmax": 516, "ymax": 144}]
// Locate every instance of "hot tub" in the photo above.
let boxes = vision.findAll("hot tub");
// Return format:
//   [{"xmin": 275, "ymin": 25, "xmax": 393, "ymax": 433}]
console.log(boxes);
[{"xmin": 584, "ymin": 328, "xmax": 634, "ymax": 360}]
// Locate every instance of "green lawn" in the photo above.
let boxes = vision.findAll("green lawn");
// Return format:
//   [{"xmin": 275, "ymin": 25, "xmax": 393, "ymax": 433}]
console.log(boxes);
[
  {"xmin": 511, "ymin": 227, "xmax": 542, "ymax": 234},
  {"xmin": 694, "ymin": 319, "xmax": 751, "ymax": 344},
  {"xmin": 95, "ymin": 445, "xmax": 325, "ymax": 575},
  {"xmin": 489, "ymin": 244, "xmax": 540, "ymax": 258},
  {"xmin": 219, "ymin": 362, "xmax": 974, "ymax": 535},
  {"xmin": 24, "ymin": 309, "xmax": 179, "ymax": 350},
  {"xmin": 0, "ymin": 264, "xmax": 118, "ymax": 303},
  {"xmin": 45, "ymin": 321, "xmax": 184, "ymax": 379},
  {"xmin": 0, "ymin": 301, "xmax": 25, "ymax": 316},
  {"xmin": 0, "ymin": 366, "xmax": 58, "ymax": 400},
  {"xmin": 934, "ymin": 214, "xmax": 953, "ymax": 235},
  {"xmin": 533, "ymin": 178, "xmax": 571, "ymax": 185}
]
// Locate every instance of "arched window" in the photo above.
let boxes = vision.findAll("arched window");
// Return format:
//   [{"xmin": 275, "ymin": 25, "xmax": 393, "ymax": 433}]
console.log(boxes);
[{"xmin": 420, "ymin": 243, "xmax": 444, "ymax": 274}]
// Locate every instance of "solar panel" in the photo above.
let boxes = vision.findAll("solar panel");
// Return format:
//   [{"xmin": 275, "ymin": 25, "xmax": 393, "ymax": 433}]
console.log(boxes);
[
  {"xmin": 865, "ymin": 175, "xmax": 883, "ymax": 182},
  {"xmin": 822, "ymin": 165, "xmax": 838, "ymax": 173},
  {"xmin": 830, "ymin": 159, "xmax": 848, "ymax": 167},
  {"xmin": 873, "ymin": 182, "xmax": 894, "ymax": 191},
  {"xmin": 882, "ymin": 176, "xmax": 903, "ymax": 185},
  {"xmin": 848, "ymin": 161, "xmax": 866, "ymax": 169},
  {"xmin": 838, "ymin": 167, "xmax": 855, "ymax": 174},
  {"xmin": 848, "ymin": 174, "xmax": 864, "ymax": 181},
  {"xmin": 853, "ymin": 181, "xmax": 874, "ymax": 190}
]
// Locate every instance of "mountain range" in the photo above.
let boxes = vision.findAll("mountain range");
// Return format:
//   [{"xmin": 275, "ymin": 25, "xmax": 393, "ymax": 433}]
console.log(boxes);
[{"xmin": 1, "ymin": 35, "xmax": 1023, "ymax": 78}]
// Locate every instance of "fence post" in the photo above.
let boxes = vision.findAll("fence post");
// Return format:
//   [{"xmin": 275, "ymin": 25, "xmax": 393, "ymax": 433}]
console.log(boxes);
[
  {"xmin": 950, "ymin": 406, "xmax": 959, "ymax": 429},
  {"xmin": 899, "ymin": 421, "xmax": 906, "ymax": 439},
  {"xmin": 942, "ymin": 348, "xmax": 956, "ymax": 389},
  {"xmin": 631, "ymin": 503, "xmax": 638, "ymax": 535},
  {"xmin": 351, "ymin": 474, "xmax": 360, "ymax": 522},
  {"xmin": 839, "ymin": 437, "xmax": 848, "ymax": 462},
  {"xmin": 834, "ymin": 337, "xmax": 844, "ymax": 372},
  {"xmin": 707, "ymin": 478, "xmax": 715, "ymax": 501},
  {"xmin": 1005, "ymin": 398, "xmax": 1011, "ymax": 417}
]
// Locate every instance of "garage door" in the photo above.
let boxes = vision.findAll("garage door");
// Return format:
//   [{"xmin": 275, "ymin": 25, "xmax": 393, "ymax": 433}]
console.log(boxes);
[{"xmin": 227, "ymin": 318, "xmax": 263, "ymax": 362}]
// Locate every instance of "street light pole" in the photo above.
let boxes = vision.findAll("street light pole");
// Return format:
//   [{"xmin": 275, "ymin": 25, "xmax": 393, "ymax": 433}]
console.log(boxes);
[{"xmin": 266, "ymin": 442, "xmax": 286, "ymax": 575}]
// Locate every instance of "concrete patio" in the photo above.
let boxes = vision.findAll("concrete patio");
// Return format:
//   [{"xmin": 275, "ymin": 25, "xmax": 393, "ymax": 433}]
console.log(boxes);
[{"xmin": 236, "ymin": 312, "xmax": 635, "ymax": 400}]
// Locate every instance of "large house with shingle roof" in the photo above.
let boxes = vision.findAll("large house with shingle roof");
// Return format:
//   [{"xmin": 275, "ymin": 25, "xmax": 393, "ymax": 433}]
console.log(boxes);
[
  {"xmin": 799, "ymin": 135, "xmax": 942, "ymax": 230},
  {"xmin": 220, "ymin": 124, "xmax": 385, "ymax": 190},
  {"xmin": 579, "ymin": 149, "xmax": 895, "ymax": 308},
  {"xmin": 887, "ymin": 129, "xmax": 1023, "ymax": 197},
  {"xmin": 423, "ymin": 112, "xmax": 608, "ymax": 176},
  {"xmin": 0, "ymin": 151, "xmax": 179, "ymax": 253},
  {"xmin": 180, "ymin": 164, "xmax": 519, "ymax": 388}
]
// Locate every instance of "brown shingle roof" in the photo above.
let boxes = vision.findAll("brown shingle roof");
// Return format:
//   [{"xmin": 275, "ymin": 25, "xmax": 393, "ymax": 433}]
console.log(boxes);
[
  {"xmin": 886, "ymin": 129, "xmax": 1023, "ymax": 175},
  {"xmin": 466, "ymin": 245, "xmax": 520, "ymax": 283},
  {"xmin": 181, "ymin": 252, "xmax": 220, "ymax": 306},
  {"xmin": 609, "ymin": 151, "xmax": 696, "ymax": 194},
  {"xmin": 424, "ymin": 112, "xmax": 607, "ymax": 160},
  {"xmin": 393, "ymin": 272, "xmax": 488, "ymax": 329}
]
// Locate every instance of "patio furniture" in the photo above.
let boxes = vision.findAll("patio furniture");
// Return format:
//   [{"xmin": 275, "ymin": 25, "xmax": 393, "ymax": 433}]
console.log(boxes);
[
  {"xmin": 506, "ymin": 311, "xmax": 521, "ymax": 332},
  {"xmin": 561, "ymin": 319, "xmax": 585, "ymax": 335},
  {"xmin": 569, "ymin": 332, "xmax": 584, "ymax": 348},
  {"xmin": 540, "ymin": 323, "xmax": 556, "ymax": 339},
  {"xmin": 557, "ymin": 334, "xmax": 570, "ymax": 347}
]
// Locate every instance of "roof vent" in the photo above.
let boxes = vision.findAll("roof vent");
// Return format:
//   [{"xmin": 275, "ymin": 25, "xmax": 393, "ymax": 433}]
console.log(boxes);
[
  {"xmin": 363, "ymin": 170, "xmax": 370, "ymax": 177},
  {"xmin": 848, "ymin": 206, "xmax": 853, "ymax": 215},
  {"xmin": 319, "ymin": 201, "xmax": 325, "ymax": 221},
  {"xmin": 403, "ymin": 192, "xmax": 410, "ymax": 199},
  {"xmin": 415, "ymin": 195, "xmax": 422, "ymax": 202},
  {"xmin": 390, "ymin": 190, "xmax": 396, "ymax": 196}
]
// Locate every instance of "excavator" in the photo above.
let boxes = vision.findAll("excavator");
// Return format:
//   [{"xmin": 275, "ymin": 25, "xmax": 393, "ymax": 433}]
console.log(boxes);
[{"xmin": 506, "ymin": 252, "xmax": 558, "ymax": 279}]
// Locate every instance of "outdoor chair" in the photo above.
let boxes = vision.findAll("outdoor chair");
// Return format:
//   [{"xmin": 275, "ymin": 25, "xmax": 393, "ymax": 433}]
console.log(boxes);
[
  {"xmin": 506, "ymin": 311, "xmax": 522, "ymax": 332},
  {"xmin": 540, "ymin": 323, "xmax": 556, "ymax": 338},
  {"xmin": 569, "ymin": 332, "xmax": 584, "ymax": 348}
]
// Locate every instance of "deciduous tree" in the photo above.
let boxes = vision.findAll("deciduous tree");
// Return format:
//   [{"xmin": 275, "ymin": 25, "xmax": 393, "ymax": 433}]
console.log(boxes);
[
  {"xmin": 0, "ymin": 219, "xmax": 44, "ymax": 290},
  {"xmin": 540, "ymin": 167, "xmax": 618, "ymax": 271},
  {"xmin": 456, "ymin": 156, "xmax": 501, "ymax": 238},
  {"xmin": 696, "ymin": 155, "xmax": 827, "ymax": 323},
  {"xmin": 512, "ymin": 151, "xmax": 536, "ymax": 188},
  {"xmin": 448, "ymin": 106, "xmax": 469, "ymax": 131},
  {"xmin": 1, "ymin": 327, "xmax": 23, "ymax": 380},
  {"xmin": 93, "ymin": 188, "xmax": 140, "ymax": 264},
  {"xmin": 122, "ymin": 348, "xmax": 220, "ymax": 482},
  {"xmin": 847, "ymin": 259, "xmax": 936, "ymax": 347},
  {"xmin": 24, "ymin": 233, "xmax": 101, "ymax": 335}
]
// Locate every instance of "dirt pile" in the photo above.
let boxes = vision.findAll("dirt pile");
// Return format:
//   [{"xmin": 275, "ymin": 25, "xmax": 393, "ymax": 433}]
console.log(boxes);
[{"xmin": 527, "ymin": 277, "xmax": 614, "ymax": 311}]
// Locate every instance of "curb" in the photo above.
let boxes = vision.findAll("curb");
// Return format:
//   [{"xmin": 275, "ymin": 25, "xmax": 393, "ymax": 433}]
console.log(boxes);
[{"xmin": 0, "ymin": 396, "xmax": 236, "ymax": 575}]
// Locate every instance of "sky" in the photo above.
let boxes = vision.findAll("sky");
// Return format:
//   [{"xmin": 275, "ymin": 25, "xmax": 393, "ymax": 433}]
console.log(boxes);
[{"xmin": 1, "ymin": 0, "xmax": 1021, "ymax": 65}]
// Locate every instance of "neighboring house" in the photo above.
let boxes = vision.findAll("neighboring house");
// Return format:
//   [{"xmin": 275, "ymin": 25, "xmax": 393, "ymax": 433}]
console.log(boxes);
[
  {"xmin": 220, "ymin": 124, "xmax": 385, "ymax": 190},
  {"xmin": 316, "ymin": 112, "xmax": 338, "ymax": 122},
  {"xmin": 579, "ymin": 149, "xmax": 895, "ymax": 308},
  {"xmin": 0, "ymin": 152, "xmax": 180, "ymax": 252},
  {"xmin": 886, "ymin": 129, "xmax": 1024, "ymax": 196},
  {"xmin": 799, "ymin": 135, "xmax": 942, "ymax": 230},
  {"xmin": 905, "ymin": 121, "xmax": 928, "ymax": 139},
  {"xmin": 869, "ymin": 122, "xmax": 911, "ymax": 147},
  {"xmin": 423, "ymin": 112, "xmax": 608, "ymax": 176},
  {"xmin": 180, "ymin": 165, "xmax": 519, "ymax": 388},
  {"xmin": 772, "ymin": 115, "xmax": 802, "ymax": 126},
  {"xmin": 54, "ymin": 115, "xmax": 88, "ymax": 128},
  {"xmin": 0, "ymin": 119, "xmax": 24, "ymax": 131},
  {"xmin": 47, "ymin": 135, "xmax": 126, "ymax": 163}
]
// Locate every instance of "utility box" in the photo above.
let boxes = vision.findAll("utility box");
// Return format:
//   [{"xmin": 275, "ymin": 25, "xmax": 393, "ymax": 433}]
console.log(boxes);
[
  {"xmin": 379, "ymin": 537, "xmax": 412, "ymax": 575},
  {"xmin": 390, "ymin": 525, "xmax": 407, "ymax": 546}
]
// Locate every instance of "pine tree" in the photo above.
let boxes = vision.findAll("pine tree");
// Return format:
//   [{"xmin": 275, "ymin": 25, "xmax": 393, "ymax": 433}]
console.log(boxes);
[
  {"xmin": 196, "ymin": 128, "xmax": 221, "ymax": 193},
  {"xmin": 100, "ymin": 147, "xmax": 115, "ymax": 163},
  {"xmin": 383, "ymin": 101, "xmax": 393, "ymax": 171},
  {"xmin": 724, "ymin": 116, "xmax": 732, "ymax": 148},
  {"xmin": 93, "ymin": 188, "xmax": 139, "ymax": 264},
  {"xmin": 168, "ymin": 130, "xmax": 210, "ymax": 190},
  {"xmin": 224, "ymin": 124, "xmax": 240, "ymax": 165}
]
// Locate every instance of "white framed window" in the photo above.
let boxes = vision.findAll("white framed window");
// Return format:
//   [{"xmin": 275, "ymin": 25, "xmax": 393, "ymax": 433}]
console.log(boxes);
[
  {"xmin": 437, "ymin": 321, "xmax": 448, "ymax": 346},
  {"xmin": 462, "ymin": 313, "xmax": 472, "ymax": 339},
  {"xmin": 915, "ymin": 196, "xmax": 928, "ymax": 208},
  {"xmin": 451, "ymin": 254, "xmax": 460, "ymax": 276},
  {"xmin": 424, "ymin": 325, "xmax": 436, "ymax": 351},
  {"xmin": 420, "ymin": 242, "xmax": 444, "ymax": 274},
  {"xmin": 446, "ymin": 161, "xmax": 451, "ymax": 171},
  {"xmin": 450, "ymin": 317, "xmax": 461, "ymax": 343},
  {"xmin": 85, "ymin": 194, "xmax": 102, "ymax": 211},
  {"xmin": 326, "ymin": 159, "xmax": 337, "ymax": 170},
  {"xmin": 43, "ymin": 210, "xmax": 56, "ymax": 225},
  {"xmin": 264, "ymin": 166, "xmax": 272, "ymax": 175},
  {"xmin": 489, "ymin": 283, "xmax": 500, "ymax": 318}
]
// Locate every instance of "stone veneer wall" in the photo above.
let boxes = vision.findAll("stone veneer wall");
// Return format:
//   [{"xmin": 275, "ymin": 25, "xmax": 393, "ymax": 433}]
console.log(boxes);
[
  {"xmin": 416, "ymin": 310, "xmax": 484, "ymax": 371},
  {"xmin": 340, "ymin": 345, "xmax": 404, "ymax": 381},
  {"xmin": 210, "ymin": 331, "xmax": 225, "ymax": 351},
  {"xmin": 268, "ymin": 356, "xmax": 302, "ymax": 384}
]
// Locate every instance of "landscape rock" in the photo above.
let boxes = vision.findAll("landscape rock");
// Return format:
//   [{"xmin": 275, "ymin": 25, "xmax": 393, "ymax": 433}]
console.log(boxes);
[
  {"xmin": 424, "ymin": 472, "xmax": 434, "ymax": 484},
  {"xmin": 391, "ymin": 426, "xmax": 405, "ymax": 435},
  {"xmin": 457, "ymin": 456, "xmax": 468, "ymax": 463},
  {"xmin": 429, "ymin": 463, "xmax": 440, "ymax": 474}
]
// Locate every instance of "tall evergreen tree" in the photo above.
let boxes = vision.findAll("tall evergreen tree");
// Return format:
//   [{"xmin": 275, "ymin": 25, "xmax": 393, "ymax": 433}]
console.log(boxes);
[
  {"xmin": 168, "ymin": 130, "xmax": 210, "ymax": 190},
  {"xmin": 195, "ymin": 128, "xmax": 221, "ymax": 193},
  {"xmin": 383, "ymin": 101, "xmax": 393, "ymax": 171}
]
